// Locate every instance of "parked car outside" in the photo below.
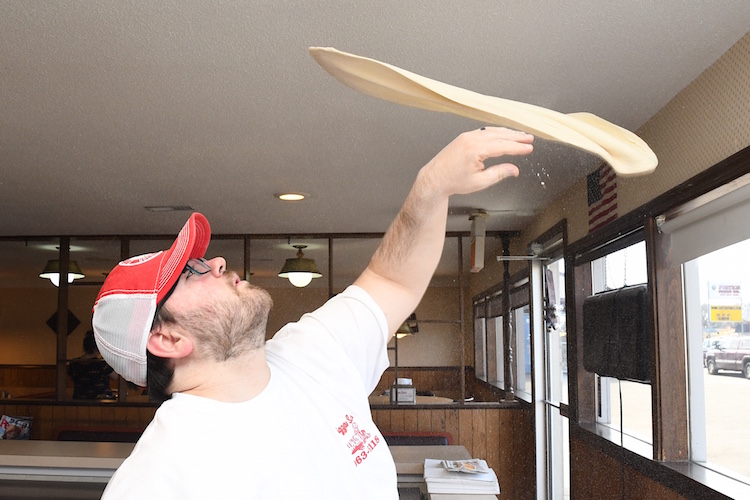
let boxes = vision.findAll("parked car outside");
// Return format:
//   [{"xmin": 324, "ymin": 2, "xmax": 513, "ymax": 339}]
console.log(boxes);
[
  {"xmin": 702, "ymin": 338, "xmax": 721, "ymax": 367},
  {"xmin": 705, "ymin": 336, "xmax": 750, "ymax": 378}
]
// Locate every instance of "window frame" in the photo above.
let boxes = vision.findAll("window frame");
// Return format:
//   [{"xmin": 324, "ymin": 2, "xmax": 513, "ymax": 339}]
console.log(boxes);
[{"xmin": 565, "ymin": 145, "xmax": 750, "ymax": 498}]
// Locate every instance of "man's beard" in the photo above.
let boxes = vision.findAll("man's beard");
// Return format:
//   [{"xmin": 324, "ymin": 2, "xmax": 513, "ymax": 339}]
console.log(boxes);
[{"xmin": 173, "ymin": 274, "xmax": 273, "ymax": 362}]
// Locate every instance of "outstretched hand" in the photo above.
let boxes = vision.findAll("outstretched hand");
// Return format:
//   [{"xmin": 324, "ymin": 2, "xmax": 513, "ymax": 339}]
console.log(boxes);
[
  {"xmin": 355, "ymin": 126, "xmax": 534, "ymax": 336},
  {"xmin": 419, "ymin": 127, "xmax": 534, "ymax": 198}
]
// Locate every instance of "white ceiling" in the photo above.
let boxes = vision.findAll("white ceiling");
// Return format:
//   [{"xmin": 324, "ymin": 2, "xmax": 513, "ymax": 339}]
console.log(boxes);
[{"xmin": 1, "ymin": 2, "xmax": 749, "ymax": 241}]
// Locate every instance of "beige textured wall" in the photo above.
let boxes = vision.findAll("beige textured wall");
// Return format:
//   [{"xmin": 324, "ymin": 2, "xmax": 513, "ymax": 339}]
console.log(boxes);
[
  {"xmin": 465, "ymin": 32, "xmax": 750, "ymax": 356},
  {"xmin": 393, "ymin": 286, "xmax": 463, "ymax": 367},
  {"xmin": 522, "ymin": 31, "xmax": 750, "ymax": 247}
]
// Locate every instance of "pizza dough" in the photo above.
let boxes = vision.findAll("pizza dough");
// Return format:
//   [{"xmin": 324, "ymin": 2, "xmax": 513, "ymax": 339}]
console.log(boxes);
[{"xmin": 309, "ymin": 47, "xmax": 657, "ymax": 177}]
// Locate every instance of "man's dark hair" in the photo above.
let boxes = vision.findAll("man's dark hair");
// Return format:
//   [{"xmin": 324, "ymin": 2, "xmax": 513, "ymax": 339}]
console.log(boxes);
[{"xmin": 146, "ymin": 305, "xmax": 176, "ymax": 403}]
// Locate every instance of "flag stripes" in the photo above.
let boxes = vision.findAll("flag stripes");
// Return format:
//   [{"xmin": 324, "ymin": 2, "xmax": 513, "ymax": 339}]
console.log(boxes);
[{"xmin": 587, "ymin": 164, "xmax": 617, "ymax": 232}]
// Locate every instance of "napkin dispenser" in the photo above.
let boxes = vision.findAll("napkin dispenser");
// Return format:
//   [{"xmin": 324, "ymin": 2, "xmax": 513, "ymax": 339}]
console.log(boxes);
[{"xmin": 390, "ymin": 378, "xmax": 416, "ymax": 404}]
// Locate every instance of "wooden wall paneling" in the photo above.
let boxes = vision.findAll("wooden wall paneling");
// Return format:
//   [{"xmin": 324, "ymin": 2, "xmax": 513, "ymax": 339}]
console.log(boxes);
[
  {"xmin": 0, "ymin": 365, "xmax": 56, "ymax": 397},
  {"xmin": 88, "ymin": 405, "xmax": 102, "ymax": 428},
  {"xmin": 52, "ymin": 405, "xmax": 65, "ymax": 438},
  {"xmin": 626, "ymin": 467, "xmax": 685, "ymax": 500},
  {"xmin": 485, "ymin": 409, "xmax": 500, "ymax": 482},
  {"xmin": 0, "ymin": 403, "xmax": 160, "ymax": 440},
  {"xmin": 444, "ymin": 408, "xmax": 459, "ymax": 444},
  {"xmin": 140, "ymin": 407, "xmax": 155, "ymax": 428},
  {"xmin": 371, "ymin": 408, "xmax": 387, "ymax": 430},
  {"xmin": 63, "ymin": 405, "xmax": 77, "ymax": 429},
  {"xmin": 403, "ymin": 409, "xmax": 418, "ymax": 432},
  {"xmin": 497, "ymin": 408, "xmax": 515, "ymax": 500},
  {"xmin": 125, "ymin": 407, "xmax": 140, "ymax": 428},
  {"xmin": 647, "ymin": 218, "xmax": 689, "ymax": 461},
  {"xmin": 568, "ymin": 426, "xmax": 719, "ymax": 500},
  {"xmin": 33, "ymin": 405, "xmax": 44, "ymax": 439},
  {"xmin": 571, "ymin": 434, "xmax": 626, "ymax": 499},
  {"xmin": 471, "ymin": 409, "xmax": 487, "ymax": 461},
  {"xmin": 39, "ymin": 405, "xmax": 54, "ymax": 440},
  {"xmin": 75, "ymin": 405, "xmax": 89, "ymax": 427},
  {"xmin": 514, "ymin": 408, "xmax": 536, "ymax": 500},
  {"xmin": 366, "ymin": 406, "xmax": 531, "ymax": 497},
  {"xmin": 51, "ymin": 405, "xmax": 64, "ymax": 434},
  {"xmin": 430, "ymin": 408, "xmax": 446, "ymax": 436},
  {"xmin": 571, "ymin": 261, "xmax": 595, "ymax": 424},
  {"xmin": 417, "ymin": 409, "xmax": 431, "ymax": 432},
  {"xmin": 458, "ymin": 407, "xmax": 474, "ymax": 454},
  {"xmin": 100, "ymin": 405, "xmax": 115, "ymax": 427},
  {"xmin": 390, "ymin": 408, "xmax": 405, "ymax": 432}
]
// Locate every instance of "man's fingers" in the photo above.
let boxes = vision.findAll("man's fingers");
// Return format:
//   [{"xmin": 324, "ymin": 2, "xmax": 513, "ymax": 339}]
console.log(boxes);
[
  {"xmin": 466, "ymin": 163, "xmax": 519, "ymax": 194},
  {"xmin": 477, "ymin": 126, "xmax": 534, "ymax": 142},
  {"xmin": 478, "ymin": 130, "xmax": 534, "ymax": 161}
]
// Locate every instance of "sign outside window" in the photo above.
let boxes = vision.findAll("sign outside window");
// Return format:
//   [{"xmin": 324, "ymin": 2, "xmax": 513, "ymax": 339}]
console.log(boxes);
[{"xmin": 708, "ymin": 282, "xmax": 742, "ymax": 321}]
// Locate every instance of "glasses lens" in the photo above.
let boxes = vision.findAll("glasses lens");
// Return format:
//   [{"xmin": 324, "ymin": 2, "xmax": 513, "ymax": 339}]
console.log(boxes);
[{"xmin": 186, "ymin": 258, "xmax": 211, "ymax": 276}]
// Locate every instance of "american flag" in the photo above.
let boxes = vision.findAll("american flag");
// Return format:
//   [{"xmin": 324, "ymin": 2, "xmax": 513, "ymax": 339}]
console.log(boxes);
[{"xmin": 587, "ymin": 164, "xmax": 617, "ymax": 233}]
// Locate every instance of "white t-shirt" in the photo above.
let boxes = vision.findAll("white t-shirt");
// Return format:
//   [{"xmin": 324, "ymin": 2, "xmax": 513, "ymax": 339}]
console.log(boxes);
[{"xmin": 102, "ymin": 285, "xmax": 397, "ymax": 499}]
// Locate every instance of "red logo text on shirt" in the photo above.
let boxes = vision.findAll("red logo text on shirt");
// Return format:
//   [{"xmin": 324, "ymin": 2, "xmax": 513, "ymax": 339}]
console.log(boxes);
[{"xmin": 337, "ymin": 414, "xmax": 380, "ymax": 467}]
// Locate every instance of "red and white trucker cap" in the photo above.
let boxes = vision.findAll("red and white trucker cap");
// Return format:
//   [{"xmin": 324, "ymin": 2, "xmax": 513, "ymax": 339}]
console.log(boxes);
[{"xmin": 92, "ymin": 213, "xmax": 211, "ymax": 387}]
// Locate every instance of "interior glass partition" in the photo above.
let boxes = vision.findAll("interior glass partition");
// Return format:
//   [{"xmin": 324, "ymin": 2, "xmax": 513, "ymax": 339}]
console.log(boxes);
[
  {"xmin": 1, "ymin": 231, "xmax": 473, "ymax": 411},
  {"xmin": 64, "ymin": 238, "xmax": 122, "ymax": 400},
  {"xmin": 0, "ymin": 239, "xmax": 61, "ymax": 399},
  {"xmin": 250, "ymin": 237, "xmax": 330, "ymax": 337}
]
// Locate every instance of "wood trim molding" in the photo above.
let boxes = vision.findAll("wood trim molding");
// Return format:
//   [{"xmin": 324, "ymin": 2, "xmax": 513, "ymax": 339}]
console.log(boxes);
[{"xmin": 647, "ymin": 217, "xmax": 689, "ymax": 461}]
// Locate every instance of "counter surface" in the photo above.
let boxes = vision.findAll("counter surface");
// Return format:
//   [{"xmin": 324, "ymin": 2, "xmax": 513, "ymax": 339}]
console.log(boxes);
[{"xmin": 0, "ymin": 441, "xmax": 497, "ymax": 498}]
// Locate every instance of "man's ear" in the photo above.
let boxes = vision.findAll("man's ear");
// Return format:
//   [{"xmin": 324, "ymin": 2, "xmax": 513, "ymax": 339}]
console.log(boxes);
[{"xmin": 147, "ymin": 326, "xmax": 194, "ymax": 359}]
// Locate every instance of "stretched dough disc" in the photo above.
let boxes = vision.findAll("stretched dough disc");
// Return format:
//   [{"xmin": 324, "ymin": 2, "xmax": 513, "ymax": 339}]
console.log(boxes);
[{"xmin": 309, "ymin": 47, "xmax": 657, "ymax": 177}]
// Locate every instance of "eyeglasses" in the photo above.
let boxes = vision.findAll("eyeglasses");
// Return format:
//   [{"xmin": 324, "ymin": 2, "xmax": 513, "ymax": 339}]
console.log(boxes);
[
  {"xmin": 185, "ymin": 258, "xmax": 211, "ymax": 277},
  {"xmin": 154, "ymin": 258, "xmax": 211, "ymax": 319}
]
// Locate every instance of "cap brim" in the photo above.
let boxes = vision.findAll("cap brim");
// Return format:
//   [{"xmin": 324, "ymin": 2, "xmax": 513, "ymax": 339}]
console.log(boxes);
[{"xmin": 155, "ymin": 212, "xmax": 211, "ymax": 305}]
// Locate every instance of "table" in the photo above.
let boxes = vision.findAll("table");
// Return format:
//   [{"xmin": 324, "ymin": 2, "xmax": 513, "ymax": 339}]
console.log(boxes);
[{"xmin": 0, "ymin": 442, "xmax": 497, "ymax": 499}]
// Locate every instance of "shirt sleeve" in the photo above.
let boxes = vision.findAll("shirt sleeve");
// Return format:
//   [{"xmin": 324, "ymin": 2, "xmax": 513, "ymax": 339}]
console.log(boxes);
[{"xmin": 269, "ymin": 285, "xmax": 389, "ymax": 394}]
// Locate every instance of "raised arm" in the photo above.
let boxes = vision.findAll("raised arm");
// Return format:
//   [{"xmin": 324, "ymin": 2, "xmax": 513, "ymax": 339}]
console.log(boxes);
[{"xmin": 354, "ymin": 126, "xmax": 534, "ymax": 337}]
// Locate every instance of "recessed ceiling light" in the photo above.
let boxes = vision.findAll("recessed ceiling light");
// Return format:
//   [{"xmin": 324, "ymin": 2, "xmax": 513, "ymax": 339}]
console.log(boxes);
[{"xmin": 274, "ymin": 192, "xmax": 308, "ymax": 201}]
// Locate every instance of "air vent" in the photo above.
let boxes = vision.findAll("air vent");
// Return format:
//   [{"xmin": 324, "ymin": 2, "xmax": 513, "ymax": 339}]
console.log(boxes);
[{"xmin": 144, "ymin": 205, "xmax": 194, "ymax": 212}]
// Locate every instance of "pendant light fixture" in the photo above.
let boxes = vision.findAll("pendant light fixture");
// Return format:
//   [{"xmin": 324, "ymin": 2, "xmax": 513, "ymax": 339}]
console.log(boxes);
[
  {"xmin": 278, "ymin": 244, "xmax": 322, "ymax": 287},
  {"xmin": 395, "ymin": 313, "xmax": 419, "ymax": 339},
  {"xmin": 39, "ymin": 260, "xmax": 85, "ymax": 287}
]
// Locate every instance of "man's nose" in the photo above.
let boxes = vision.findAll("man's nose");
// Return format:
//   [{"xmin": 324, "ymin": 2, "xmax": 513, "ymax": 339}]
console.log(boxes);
[{"xmin": 206, "ymin": 257, "xmax": 226, "ymax": 276}]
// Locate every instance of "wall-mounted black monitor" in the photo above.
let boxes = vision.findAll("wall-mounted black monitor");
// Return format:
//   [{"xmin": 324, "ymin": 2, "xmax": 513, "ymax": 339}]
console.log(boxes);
[{"xmin": 582, "ymin": 284, "xmax": 650, "ymax": 383}]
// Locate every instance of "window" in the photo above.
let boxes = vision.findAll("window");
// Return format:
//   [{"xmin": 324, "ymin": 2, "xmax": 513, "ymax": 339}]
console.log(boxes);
[
  {"xmin": 543, "ymin": 257, "xmax": 569, "ymax": 498},
  {"xmin": 590, "ymin": 240, "xmax": 652, "ymax": 444},
  {"xmin": 474, "ymin": 291, "xmax": 505, "ymax": 389},
  {"xmin": 657, "ymin": 175, "xmax": 750, "ymax": 483},
  {"xmin": 490, "ymin": 314, "xmax": 505, "ymax": 389},
  {"xmin": 513, "ymin": 303, "xmax": 532, "ymax": 401},
  {"xmin": 683, "ymin": 238, "xmax": 750, "ymax": 481},
  {"xmin": 545, "ymin": 258, "xmax": 568, "ymax": 406},
  {"xmin": 474, "ymin": 300, "xmax": 488, "ymax": 382},
  {"xmin": 0, "ymin": 238, "xmax": 62, "ymax": 399}
]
